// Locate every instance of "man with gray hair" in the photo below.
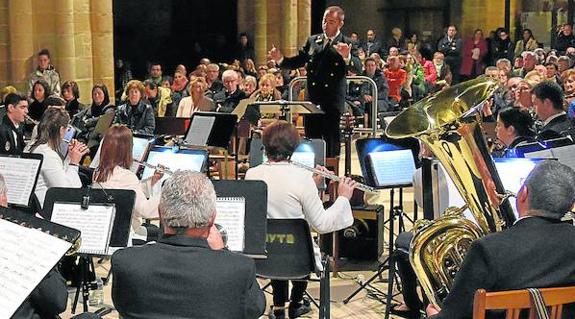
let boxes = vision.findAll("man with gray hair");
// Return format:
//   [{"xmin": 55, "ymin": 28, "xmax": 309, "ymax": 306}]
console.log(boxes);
[
  {"xmin": 111, "ymin": 171, "xmax": 265, "ymax": 319},
  {"xmin": 427, "ymin": 161, "xmax": 575, "ymax": 319}
]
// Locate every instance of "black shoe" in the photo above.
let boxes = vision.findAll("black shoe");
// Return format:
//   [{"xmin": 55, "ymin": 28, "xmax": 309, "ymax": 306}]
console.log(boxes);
[
  {"xmin": 288, "ymin": 298, "xmax": 312, "ymax": 318},
  {"xmin": 269, "ymin": 311, "xmax": 285, "ymax": 319},
  {"xmin": 389, "ymin": 305, "xmax": 421, "ymax": 319}
]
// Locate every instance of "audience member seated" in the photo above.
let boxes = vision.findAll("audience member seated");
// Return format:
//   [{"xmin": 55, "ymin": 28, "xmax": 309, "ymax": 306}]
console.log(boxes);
[
  {"xmin": 427, "ymin": 161, "xmax": 575, "ymax": 319},
  {"xmin": 26, "ymin": 107, "xmax": 88, "ymax": 207},
  {"xmin": 72, "ymin": 84, "xmax": 115, "ymax": 151},
  {"xmin": 0, "ymin": 93, "xmax": 28, "ymax": 154},
  {"xmin": 561, "ymin": 69, "xmax": 575, "ymax": 119},
  {"xmin": 177, "ymin": 76, "xmax": 215, "ymax": 118},
  {"xmin": 494, "ymin": 107, "xmax": 536, "ymax": 157},
  {"xmin": 245, "ymin": 121, "xmax": 356, "ymax": 319},
  {"xmin": 170, "ymin": 70, "xmax": 189, "ymax": 112},
  {"xmin": 513, "ymin": 80, "xmax": 534, "ymax": 111},
  {"xmin": 532, "ymin": 81, "xmax": 574, "ymax": 140},
  {"xmin": 146, "ymin": 62, "xmax": 163, "ymax": 87},
  {"xmin": 112, "ymin": 170, "xmax": 265, "ymax": 319},
  {"xmin": 214, "ymin": 69, "xmax": 247, "ymax": 113},
  {"xmin": 383, "ymin": 56, "xmax": 407, "ymax": 107},
  {"xmin": 143, "ymin": 79, "xmax": 173, "ymax": 117},
  {"xmin": 431, "ymin": 52, "xmax": 452, "ymax": 92},
  {"xmin": 362, "ymin": 29, "xmax": 383, "ymax": 56},
  {"xmin": 114, "ymin": 80, "xmax": 155, "ymax": 135},
  {"xmin": 361, "ymin": 57, "xmax": 390, "ymax": 113},
  {"xmin": 94, "ymin": 125, "xmax": 161, "ymax": 243},
  {"xmin": 27, "ymin": 48, "xmax": 61, "ymax": 96},
  {"xmin": 205, "ymin": 63, "xmax": 224, "ymax": 98},
  {"xmin": 242, "ymin": 75, "xmax": 257, "ymax": 96},
  {"xmin": 387, "ymin": 27, "xmax": 407, "ymax": 52},
  {"xmin": 28, "ymin": 79, "xmax": 51, "ymax": 123},
  {"xmin": 61, "ymin": 80, "xmax": 83, "ymax": 118},
  {"xmin": 554, "ymin": 23, "xmax": 575, "ymax": 55},
  {"xmin": 514, "ymin": 28, "xmax": 538, "ymax": 58}
]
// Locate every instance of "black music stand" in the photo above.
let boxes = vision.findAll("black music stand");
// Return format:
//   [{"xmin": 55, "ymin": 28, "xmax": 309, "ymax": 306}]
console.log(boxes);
[
  {"xmin": 44, "ymin": 187, "xmax": 135, "ymax": 313},
  {"xmin": 154, "ymin": 117, "xmax": 190, "ymax": 136},
  {"xmin": 212, "ymin": 180, "xmax": 268, "ymax": 258},
  {"xmin": 182, "ymin": 112, "xmax": 237, "ymax": 149},
  {"xmin": 343, "ymin": 138, "xmax": 419, "ymax": 319}
]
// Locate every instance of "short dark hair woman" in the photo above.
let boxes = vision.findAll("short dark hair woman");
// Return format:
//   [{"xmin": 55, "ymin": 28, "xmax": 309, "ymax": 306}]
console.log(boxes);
[{"xmin": 495, "ymin": 107, "xmax": 536, "ymax": 157}]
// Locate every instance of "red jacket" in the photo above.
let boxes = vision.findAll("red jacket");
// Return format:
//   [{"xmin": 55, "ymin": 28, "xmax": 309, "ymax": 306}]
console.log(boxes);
[
  {"xmin": 384, "ymin": 68, "xmax": 407, "ymax": 101},
  {"xmin": 460, "ymin": 37, "xmax": 488, "ymax": 76}
]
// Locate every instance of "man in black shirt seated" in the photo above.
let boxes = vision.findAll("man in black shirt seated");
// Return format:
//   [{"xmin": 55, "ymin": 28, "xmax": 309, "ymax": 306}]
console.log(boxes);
[
  {"xmin": 532, "ymin": 81, "xmax": 574, "ymax": 140},
  {"xmin": 112, "ymin": 171, "xmax": 265, "ymax": 319},
  {"xmin": 427, "ymin": 161, "xmax": 575, "ymax": 319},
  {"xmin": 0, "ymin": 93, "xmax": 28, "ymax": 154},
  {"xmin": 214, "ymin": 69, "xmax": 247, "ymax": 113}
]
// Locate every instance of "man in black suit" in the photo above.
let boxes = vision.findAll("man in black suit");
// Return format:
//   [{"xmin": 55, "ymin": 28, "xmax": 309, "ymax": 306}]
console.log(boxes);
[
  {"xmin": 268, "ymin": 6, "xmax": 352, "ymax": 157},
  {"xmin": 437, "ymin": 25, "xmax": 463, "ymax": 84},
  {"xmin": 112, "ymin": 171, "xmax": 265, "ymax": 319},
  {"xmin": 427, "ymin": 161, "xmax": 575, "ymax": 319},
  {"xmin": 532, "ymin": 81, "xmax": 574, "ymax": 140},
  {"xmin": 214, "ymin": 69, "xmax": 247, "ymax": 113},
  {"xmin": 0, "ymin": 93, "xmax": 27, "ymax": 154}
]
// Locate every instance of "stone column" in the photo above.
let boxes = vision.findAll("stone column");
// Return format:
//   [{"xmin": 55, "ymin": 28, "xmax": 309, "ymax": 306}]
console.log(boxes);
[
  {"xmin": 8, "ymin": 0, "xmax": 34, "ymax": 92},
  {"xmin": 267, "ymin": 1, "xmax": 282, "ymax": 57},
  {"xmin": 281, "ymin": 0, "xmax": 298, "ymax": 57},
  {"xmin": 55, "ymin": 0, "xmax": 76, "ymax": 83},
  {"xmin": 0, "ymin": 1, "xmax": 10, "ymax": 86},
  {"xmin": 91, "ymin": 0, "xmax": 114, "ymax": 101},
  {"xmin": 254, "ymin": 0, "xmax": 267, "ymax": 66},
  {"xmin": 297, "ymin": 0, "xmax": 312, "ymax": 48}
]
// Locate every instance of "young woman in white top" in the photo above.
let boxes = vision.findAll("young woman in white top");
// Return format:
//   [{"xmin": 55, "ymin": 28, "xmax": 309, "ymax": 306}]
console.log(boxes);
[
  {"xmin": 28, "ymin": 107, "xmax": 89, "ymax": 207},
  {"xmin": 245, "ymin": 120, "xmax": 356, "ymax": 319},
  {"xmin": 94, "ymin": 125, "xmax": 162, "ymax": 241},
  {"xmin": 176, "ymin": 76, "xmax": 215, "ymax": 117}
]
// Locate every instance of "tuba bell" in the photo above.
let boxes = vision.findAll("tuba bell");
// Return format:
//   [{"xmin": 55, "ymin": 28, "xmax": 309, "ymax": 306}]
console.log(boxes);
[{"xmin": 385, "ymin": 77, "xmax": 516, "ymax": 305}]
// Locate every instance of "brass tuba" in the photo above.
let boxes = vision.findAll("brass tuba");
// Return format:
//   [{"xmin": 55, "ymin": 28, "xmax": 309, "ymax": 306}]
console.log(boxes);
[{"xmin": 385, "ymin": 77, "xmax": 516, "ymax": 305}]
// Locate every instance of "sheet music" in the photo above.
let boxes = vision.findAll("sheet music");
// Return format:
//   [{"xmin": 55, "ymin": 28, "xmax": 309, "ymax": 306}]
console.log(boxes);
[
  {"xmin": 215, "ymin": 197, "xmax": 246, "ymax": 252},
  {"xmin": 51, "ymin": 203, "xmax": 116, "ymax": 255},
  {"xmin": 0, "ymin": 157, "xmax": 41, "ymax": 206},
  {"xmin": 550, "ymin": 145, "xmax": 575, "ymax": 170},
  {"xmin": 291, "ymin": 152, "xmax": 315, "ymax": 168},
  {"xmin": 184, "ymin": 115, "xmax": 215, "ymax": 146},
  {"xmin": 91, "ymin": 136, "xmax": 151, "ymax": 171},
  {"xmin": 0, "ymin": 219, "xmax": 71, "ymax": 318},
  {"xmin": 524, "ymin": 149, "xmax": 554, "ymax": 160},
  {"xmin": 369, "ymin": 150, "xmax": 416, "ymax": 187}
]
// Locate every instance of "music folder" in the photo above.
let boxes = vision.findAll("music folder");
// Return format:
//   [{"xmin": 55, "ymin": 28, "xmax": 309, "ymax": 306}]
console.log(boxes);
[{"xmin": 0, "ymin": 207, "xmax": 80, "ymax": 318}]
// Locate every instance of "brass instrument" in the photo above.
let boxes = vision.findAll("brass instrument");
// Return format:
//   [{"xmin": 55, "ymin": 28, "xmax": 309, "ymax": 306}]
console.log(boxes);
[
  {"xmin": 289, "ymin": 160, "xmax": 378, "ymax": 193},
  {"xmin": 133, "ymin": 159, "xmax": 174, "ymax": 175},
  {"xmin": 386, "ymin": 77, "xmax": 515, "ymax": 305}
]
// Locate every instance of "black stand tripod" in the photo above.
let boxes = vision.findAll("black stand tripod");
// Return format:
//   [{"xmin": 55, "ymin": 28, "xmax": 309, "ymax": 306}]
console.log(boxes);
[
  {"xmin": 342, "ymin": 187, "xmax": 411, "ymax": 319},
  {"xmin": 71, "ymin": 255, "xmax": 96, "ymax": 314}
]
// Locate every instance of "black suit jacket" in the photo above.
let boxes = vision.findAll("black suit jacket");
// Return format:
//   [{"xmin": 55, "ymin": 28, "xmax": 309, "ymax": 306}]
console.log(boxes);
[
  {"xmin": 12, "ymin": 268, "xmax": 68, "ymax": 319},
  {"xmin": 432, "ymin": 217, "xmax": 575, "ymax": 319},
  {"xmin": 536, "ymin": 113, "xmax": 574, "ymax": 141},
  {"xmin": 280, "ymin": 32, "xmax": 349, "ymax": 115},
  {"xmin": 0, "ymin": 115, "xmax": 24, "ymax": 154},
  {"xmin": 112, "ymin": 235, "xmax": 265, "ymax": 319},
  {"xmin": 213, "ymin": 89, "xmax": 247, "ymax": 114}
]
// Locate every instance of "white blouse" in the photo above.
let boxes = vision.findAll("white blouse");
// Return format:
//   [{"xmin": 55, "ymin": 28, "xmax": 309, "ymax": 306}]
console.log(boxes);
[{"xmin": 31, "ymin": 144, "xmax": 82, "ymax": 207}]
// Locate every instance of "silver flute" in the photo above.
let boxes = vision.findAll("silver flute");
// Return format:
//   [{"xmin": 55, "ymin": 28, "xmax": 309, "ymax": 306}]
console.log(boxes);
[
  {"xmin": 290, "ymin": 160, "xmax": 378, "ymax": 193},
  {"xmin": 133, "ymin": 159, "xmax": 174, "ymax": 175},
  {"xmin": 25, "ymin": 115, "xmax": 39, "ymax": 125}
]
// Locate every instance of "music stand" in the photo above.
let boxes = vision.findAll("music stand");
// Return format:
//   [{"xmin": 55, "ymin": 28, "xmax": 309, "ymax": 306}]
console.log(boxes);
[
  {"xmin": 182, "ymin": 112, "xmax": 237, "ymax": 148},
  {"xmin": 343, "ymin": 137, "xmax": 419, "ymax": 314},
  {"xmin": 155, "ymin": 117, "xmax": 190, "ymax": 136},
  {"xmin": 0, "ymin": 153, "xmax": 43, "ymax": 212},
  {"xmin": 212, "ymin": 180, "xmax": 268, "ymax": 258},
  {"xmin": 86, "ymin": 112, "xmax": 115, "ymax": 149},
  {"xmin": 234, "ymin": 100, "xmax": 323, "ymax": 123},
  {"xmin": 44, "ymin": 187, "xmax": 135, "ymax": 313}
]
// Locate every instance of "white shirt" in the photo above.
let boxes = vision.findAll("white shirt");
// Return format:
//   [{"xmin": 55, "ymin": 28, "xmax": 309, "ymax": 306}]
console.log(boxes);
[{"xmin": 31, "ymin": 144, "xmax": 82, "ymax": 207}]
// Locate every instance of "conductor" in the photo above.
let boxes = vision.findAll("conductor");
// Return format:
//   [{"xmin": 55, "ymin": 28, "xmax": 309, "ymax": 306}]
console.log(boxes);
[{"xmin": 268, "ymin": 5, "xmax": 352, "ymax": 157}]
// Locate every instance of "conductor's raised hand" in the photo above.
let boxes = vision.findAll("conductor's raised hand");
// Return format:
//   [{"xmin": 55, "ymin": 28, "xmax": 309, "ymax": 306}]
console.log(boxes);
[
  {"xmin": 334, "ymin": 42, "xmax": 351, "ymax": 59},
  {"xmin": 68, "ymin": 139, "xmax": 89, "ymax": 165},
  {"xmin": 337, "ymin": 176, "xmax": 357, "ymax": 200},
  {"xmin": 268, "ymin": 45, "xmax": 283, "ymax": 63}
]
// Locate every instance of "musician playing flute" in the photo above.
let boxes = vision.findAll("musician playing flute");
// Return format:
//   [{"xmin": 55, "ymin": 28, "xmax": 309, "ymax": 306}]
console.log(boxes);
[{"xmin": 245, "ymin": 120, "xmax": 356, "ymax": 319}]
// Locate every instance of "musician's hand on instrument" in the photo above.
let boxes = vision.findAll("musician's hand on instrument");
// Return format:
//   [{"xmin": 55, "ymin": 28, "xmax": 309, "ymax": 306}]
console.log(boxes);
[
  {"xmin": 483, "ymin": 98, "xmax": 493, "ymax": 117},
  {"xmin": 207, "ymin": 224, "xmax": 225, "ymax": 250},
  {"xmin": 337, "ymin": 176, "xmax": 357, "ymax": 200},
  {"xmin": 426, "ymin": 304, "xmax": 441, "ymax": 316},
  {"xmin": 312, "ymin": 165, "xmax": 331, "ymax": 187},
  {"xmin": 68, "ymin": 139, "xmax": 89, "ymax": 165},
  {"xmin": 334, "ymin": 42, "xmax": 351, "ymax": 58},
  {"xmin": 268, "ymin": 45, "xmax": 283, "ymax": 63},
  {"xmin": 364, "ymin": 94, "xmax": 373, "ymax": 102},
  {"xmin": 151, "ymin": 166, "xmax": 165, "ymax": 186}
]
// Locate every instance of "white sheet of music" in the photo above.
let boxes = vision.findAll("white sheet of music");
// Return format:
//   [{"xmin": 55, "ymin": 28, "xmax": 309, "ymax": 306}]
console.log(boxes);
[
  {"xmin": 0, "ymin": 219, "xmax": 71, "ymax": 318},
  {"xmin": 215, "ymin": 197, "xmax": 246, "ymax": 252},
  {"xmin": 184, "ymin": 116, "xmax": 215, "ymax": 146},
  {"xmin": 291, "ymin": 152, "xmax": 315, "ymax": 169},
  {"xmin": 369, "ymin": 150, "xmax": 416, "ymax": 187},
  {"xmin": 51, "ymin": 203, "xmax": 116, "ymax": 255},
  {"xmin": 0, "ymin": 157, "xmax": 41, "ymax": 206}
]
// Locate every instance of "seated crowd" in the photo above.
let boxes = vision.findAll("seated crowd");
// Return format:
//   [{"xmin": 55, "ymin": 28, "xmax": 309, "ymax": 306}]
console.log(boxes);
[{"xmin": 2, "ymin": 18, "xmax": 575, "ymax": 319}]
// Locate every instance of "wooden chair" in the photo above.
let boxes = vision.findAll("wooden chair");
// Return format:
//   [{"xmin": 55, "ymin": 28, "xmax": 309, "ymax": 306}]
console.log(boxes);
[{"xmin": 473, "ymin": 286, "xmax": 575, "ymax": 319}]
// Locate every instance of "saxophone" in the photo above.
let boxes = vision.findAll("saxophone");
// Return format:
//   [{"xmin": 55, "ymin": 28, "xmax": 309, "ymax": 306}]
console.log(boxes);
[{"xmin": 385, "ymin": 77, "xmax": 516, "ymax": 305}]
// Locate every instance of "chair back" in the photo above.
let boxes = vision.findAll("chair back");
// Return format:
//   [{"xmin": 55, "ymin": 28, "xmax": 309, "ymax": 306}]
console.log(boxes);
[
  {"xmin": 255, "ymin": 218, "xmax": 315, "ymax": 280},
  {"xmin": 473, "ymin": 286, "xmax": 575, "ymax": 319}
]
